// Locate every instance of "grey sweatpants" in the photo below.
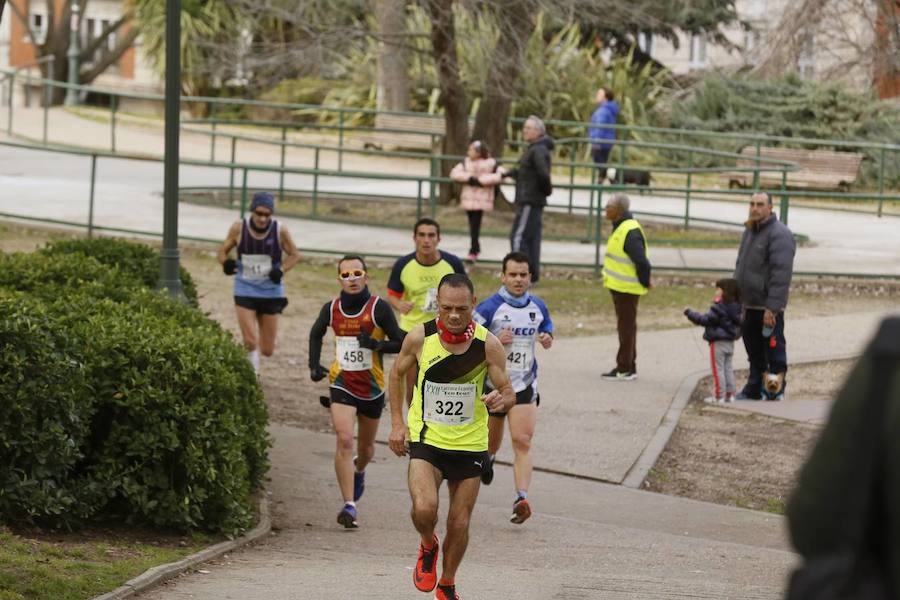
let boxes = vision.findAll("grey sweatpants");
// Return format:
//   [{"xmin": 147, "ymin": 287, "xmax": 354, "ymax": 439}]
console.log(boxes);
[{"xmin": 710, "ymin": 340, "xmax": 736, "ymax": 399}]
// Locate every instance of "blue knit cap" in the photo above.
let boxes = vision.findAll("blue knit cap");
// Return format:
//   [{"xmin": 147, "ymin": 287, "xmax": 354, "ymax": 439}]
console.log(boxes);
[{"xmin": 250, "ymin": 191, "xmax": 275, "ymax": 212}]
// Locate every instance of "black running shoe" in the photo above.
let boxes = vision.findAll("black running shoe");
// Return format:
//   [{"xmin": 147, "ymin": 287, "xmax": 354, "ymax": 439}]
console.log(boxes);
[{"xmin": 480, "ymin": 455, "xmax": 495, "ymax": 485}]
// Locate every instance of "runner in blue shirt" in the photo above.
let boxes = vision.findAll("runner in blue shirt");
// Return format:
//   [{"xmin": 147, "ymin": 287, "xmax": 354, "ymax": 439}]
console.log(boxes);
[{"xmin": 473, "ymin": 251, "xmax": 553, "ymax": 524}]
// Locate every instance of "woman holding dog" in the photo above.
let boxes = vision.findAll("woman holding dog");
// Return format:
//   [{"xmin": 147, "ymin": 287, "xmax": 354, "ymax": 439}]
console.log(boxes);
[{"xmin": 450, "ymin": 140, "xmax": 504, "ymax": 263}]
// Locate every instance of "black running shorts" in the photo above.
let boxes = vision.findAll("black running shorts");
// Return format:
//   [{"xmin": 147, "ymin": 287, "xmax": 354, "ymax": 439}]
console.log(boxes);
[
  {"xmin": 409, "ymin": 442, "xmax": 490, "ymax": 481},
  {"xmin": 329, "ymin": 388, "xmax": 385, "ymax": 420},
  {"xmin": 488, "ymin": 387, "xmax": 540, "ymax": 417},
  {"xmin": 234, "ymin": 296, "xmax": 288, "ymax": 314}
]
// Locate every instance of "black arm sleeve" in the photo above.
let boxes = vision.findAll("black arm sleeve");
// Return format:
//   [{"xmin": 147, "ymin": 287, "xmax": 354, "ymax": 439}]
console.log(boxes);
[
  {"xmin": 533, "ymin": 145, "xmax": 553, "ymax": 197},
  {"xmin": 374, "ymin": 298, "xmax": 405, "ymax": 354},
  {"xmin": 623, "ymin": 228, "xmax": 652, "ymax": 288},
  {"xmin": 308, "ymin": 302, "xmax": 331, "ymax": 369}
]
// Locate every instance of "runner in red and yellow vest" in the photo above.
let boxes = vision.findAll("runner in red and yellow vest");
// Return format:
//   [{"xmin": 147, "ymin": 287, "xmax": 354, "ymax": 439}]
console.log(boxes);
[{"xmin": 308, "ymin": 255, "xmax": 405, "ymax": 529}]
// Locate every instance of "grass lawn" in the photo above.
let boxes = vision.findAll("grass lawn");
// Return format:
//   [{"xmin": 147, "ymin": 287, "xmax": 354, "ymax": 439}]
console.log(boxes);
[
  {"xmin": 181, "ymin": 190, "xmax": 744, "ymax": 247},
  {"xmin": 0, "ymin": 527, "xmax": 213, "ymax": 600}
]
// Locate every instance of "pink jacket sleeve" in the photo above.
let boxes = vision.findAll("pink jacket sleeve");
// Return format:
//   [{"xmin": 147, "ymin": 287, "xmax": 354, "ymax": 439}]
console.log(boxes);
[
  {"xmin": 450, "ymin": 161, "xmax": 471, "ymax": 183},
  {"xmin": 477, "ymin": 172, "xmax": 503, "ymax": 187}
]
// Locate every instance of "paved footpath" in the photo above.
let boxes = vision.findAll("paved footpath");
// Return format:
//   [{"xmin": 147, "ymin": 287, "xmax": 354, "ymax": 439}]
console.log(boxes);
[{"xmin": 141, "ymin": 424, "xmax": 795, "ymax": 600}]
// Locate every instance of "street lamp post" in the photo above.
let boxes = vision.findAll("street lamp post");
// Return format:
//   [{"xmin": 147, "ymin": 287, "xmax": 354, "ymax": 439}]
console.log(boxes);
[
  {"xmin": 64, "ymin": 0, "xmax": 80, "ymax": 106},
  {"xmin": 157, "ymin": 0, "xmax": 185, "ymax": 300}
]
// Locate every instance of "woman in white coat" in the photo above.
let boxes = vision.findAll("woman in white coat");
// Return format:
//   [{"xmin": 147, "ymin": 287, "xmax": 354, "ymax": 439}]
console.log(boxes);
[{"xmin": 450, "ymin": 140, "xmax": 503, "ymax": 262}]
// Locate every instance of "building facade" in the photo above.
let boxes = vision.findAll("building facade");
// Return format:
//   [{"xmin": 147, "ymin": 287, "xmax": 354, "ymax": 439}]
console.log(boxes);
[
  {"xmin": 647, "ymin": 0, "xmax": 899, "ymax": 99},
  {"xmin": 3, "ymin": 0, "xmax": 160, "ymax": 95}
]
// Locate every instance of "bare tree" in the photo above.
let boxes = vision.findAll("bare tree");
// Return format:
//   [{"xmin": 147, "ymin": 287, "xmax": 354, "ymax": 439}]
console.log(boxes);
[
  {"xmin": 471, "ymin": 1, "xmax": 539, "ymax": 160},
  {"xmin": 422, "ymin": 0, "xmax": 469, "ymax": 202},
  {"xmin": 5, "ymin": 0, "xmax": 136, "ymax": 103},
  {"xmin": 373, "ymin": 0, "xmax": 409, "ymax": 111},
  {"xmin": 875, "ymin": 0, "xmax": 900, "ymax": 96},
  {"xmin": 753, "ymin": 0, "xmax": 899, "ymax": 93},
  {"xmin": 223, "ymin": 0, "xmax": 371, "ymax": 93}
]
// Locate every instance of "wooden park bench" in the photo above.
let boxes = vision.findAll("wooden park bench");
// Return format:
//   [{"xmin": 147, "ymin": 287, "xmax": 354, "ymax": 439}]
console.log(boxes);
[
  {"xmin": 357, "ymin": 113, "xmax": 447, "ymax": 152},
  {"xmin": 722, "ymin": 146, "xmax": 865, "ymax": 192}
]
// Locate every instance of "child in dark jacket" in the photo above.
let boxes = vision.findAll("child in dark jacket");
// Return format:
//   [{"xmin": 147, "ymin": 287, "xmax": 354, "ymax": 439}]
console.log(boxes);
[{"xmin": 684, "ymin": 278, "xmax": 743, "ymax": 403}]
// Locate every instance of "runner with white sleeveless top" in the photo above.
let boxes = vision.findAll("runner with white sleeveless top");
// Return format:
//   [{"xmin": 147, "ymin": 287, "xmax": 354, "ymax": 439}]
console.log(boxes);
[
  {"xmin": 473, "ymin": 251, "xmax": 553, "ymax": 524},
  {"xmin": 308, "ymin": 255, "xmax": 405, "ymax": 528}
]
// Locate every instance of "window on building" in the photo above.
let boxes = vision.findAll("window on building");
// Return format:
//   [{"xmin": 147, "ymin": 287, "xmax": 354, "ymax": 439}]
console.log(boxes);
[
  {"xmin": 27, "ymin": 13, "xmax": 47, "ymax": 45},
  {"xmin": 743, "ymin": 26, "xmax": 763, "ymax": 65},
  {"xmin": 744, "ymin": 0, "xmax": 767, "ymax": 20},
  {"xmin": 689, "ymin": 34, "xmax": 708, "ymax": 69},
  {"xmin": 798, "ymin": 34, "xmax": 815, "ymax": 79},
  {"xmin": 81, "ymin": 18, "xmax": 119, "ymax": 71},
  {"xmin": 637, "ymin": 31, "xmax": 654, "ymax": 57}
]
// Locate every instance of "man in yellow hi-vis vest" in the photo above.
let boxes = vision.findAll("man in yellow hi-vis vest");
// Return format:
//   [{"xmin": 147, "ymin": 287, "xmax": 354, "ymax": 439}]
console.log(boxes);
[{"xmin": 601, "ymin": 193, "xmax": 651, "ymax": 381}]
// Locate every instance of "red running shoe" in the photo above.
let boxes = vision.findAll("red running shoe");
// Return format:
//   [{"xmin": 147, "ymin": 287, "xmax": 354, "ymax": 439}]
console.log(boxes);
[
  {"xmin": 510, "ymin": 497, "xmax": 531, "ymax": 524},
  {"xmin": 434, "ymin": 583, "xmax": 459, "ymax": 599},
  {"xmin": 414, "ymin": 535, "xmax": 439, "ymax": 592}
]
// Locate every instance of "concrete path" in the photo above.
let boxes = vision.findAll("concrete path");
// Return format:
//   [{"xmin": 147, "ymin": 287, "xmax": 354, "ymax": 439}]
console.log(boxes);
[
  {"xmin": 140, "ymin": 424, "xmax": 796, "ymax": 600},
  {"xmin": 2, "ymin": 106, "xmax": 900, "ymax": 275}
]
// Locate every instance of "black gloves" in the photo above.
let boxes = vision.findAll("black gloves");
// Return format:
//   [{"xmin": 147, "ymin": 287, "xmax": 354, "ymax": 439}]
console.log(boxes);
[
  {"xmin": 467, "ymin": 175, "xmax": 482, "ymax": 187},
  {"xmin": 269, "ymin": 267, "xmax": 283, "ymax": 284},
  {"xmin": 310, "ymin": 364, "xmax": 328, "ymax": 382},
  {"xmin": 357, "ymin": 331, "xmax": 381, "ymax": 351},
  {"xmin": 223, "ymin": 258, "xmax": 237, "ymax": 275}
]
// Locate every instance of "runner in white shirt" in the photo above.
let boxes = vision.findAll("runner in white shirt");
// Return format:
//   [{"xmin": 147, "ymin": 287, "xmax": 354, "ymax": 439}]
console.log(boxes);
[{"xmin": 473, "ymin": 251, "xmax": 553, "ymax": 524}]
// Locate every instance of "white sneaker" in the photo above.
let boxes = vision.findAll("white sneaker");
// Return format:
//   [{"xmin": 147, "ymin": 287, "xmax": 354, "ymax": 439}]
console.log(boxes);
[{"xmin": 702, "ymin": 396, "xmax": 721, "ymax": 404}]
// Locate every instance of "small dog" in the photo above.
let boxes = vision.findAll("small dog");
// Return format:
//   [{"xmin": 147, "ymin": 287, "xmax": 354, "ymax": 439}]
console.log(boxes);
[
  {"xmin": 762, "ymin": 371, "xmax": 785, "ymax": 401},
  {"xmin": 605, "ymin": 167, "xmax": 651, "ymax": 187}
]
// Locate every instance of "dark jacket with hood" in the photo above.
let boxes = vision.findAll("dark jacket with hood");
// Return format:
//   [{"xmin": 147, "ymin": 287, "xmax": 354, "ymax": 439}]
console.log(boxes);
[
  {"xmin": 589, "ymin": 100, "xmax": 620, "ymax": 150},
  {"xmin": 685, "ymin": 300, "xmax": 743, "ymax": 342},
  {"xmin": 506, "ymin": 135, "xmax": 555, "ymax": 207},
  {"xmin": 734, "ymin": 214, "xmax": 795, "ymax": 312}
]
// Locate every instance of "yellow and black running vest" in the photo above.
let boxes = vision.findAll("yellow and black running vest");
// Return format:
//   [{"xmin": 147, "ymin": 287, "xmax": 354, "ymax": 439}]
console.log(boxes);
[{"xmin": 408, "ymin": 320, "xmax": 490, "ymax": 452}]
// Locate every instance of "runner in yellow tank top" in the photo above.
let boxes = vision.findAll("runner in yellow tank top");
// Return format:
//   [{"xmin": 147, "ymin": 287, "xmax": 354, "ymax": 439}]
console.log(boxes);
[{"xmin": 388, "ymin": 273, "xmax": 514, "ymax": 600}]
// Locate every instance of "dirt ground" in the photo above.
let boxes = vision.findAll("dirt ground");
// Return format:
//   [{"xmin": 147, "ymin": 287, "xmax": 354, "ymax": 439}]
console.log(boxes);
[
  {"xmin": 644, "ymin": 360, "xmax": 856, "ymax": 514},
  {"xmin": 2, "ymin": 223, "xmax": 898, "ymax": 516}
]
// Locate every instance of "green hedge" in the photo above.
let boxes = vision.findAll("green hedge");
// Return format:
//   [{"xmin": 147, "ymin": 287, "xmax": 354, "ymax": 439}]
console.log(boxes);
[
  {"xmin": 0, "ymin": 293, "xmax": 99, "ymax": 522},
  {"xmin": 39, "ymin": 237, "xmax": 199, "ymax": 305},
  {"xmin": 0, "ymin": 241, "xmax": 268, "ymax": 535}
]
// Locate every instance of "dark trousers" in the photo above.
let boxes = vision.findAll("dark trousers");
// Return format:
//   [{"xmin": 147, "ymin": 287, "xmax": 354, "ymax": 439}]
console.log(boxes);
[
  {"xmin": 741, "ymin": 308, "xmax": 788, "ymax": 397},
  {"xmin": 466, "ymin": 210, "xmax": 483, "ymax": 255},
  {"xmin": 510, "ymin": 204, "xmax": 543, "ymax": 282},
  {"xmin": 610, "ymin": 290, "xmax": 639, "ymax": 373},
  {"xmin": 592, "ymin": 146, "xmax": 612, "ymax": 167}
]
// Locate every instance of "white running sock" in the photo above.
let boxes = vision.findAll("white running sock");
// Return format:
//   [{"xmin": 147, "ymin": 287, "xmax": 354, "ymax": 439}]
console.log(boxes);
[{"xmin": 248, "ymin": 349, "xmax": 260, "ymax": 373}]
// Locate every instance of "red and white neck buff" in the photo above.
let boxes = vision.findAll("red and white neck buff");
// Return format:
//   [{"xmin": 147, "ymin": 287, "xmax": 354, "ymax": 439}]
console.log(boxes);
[{"xmin": 436, "ymin": 319, "xmax": 475, "ymax": 344}]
